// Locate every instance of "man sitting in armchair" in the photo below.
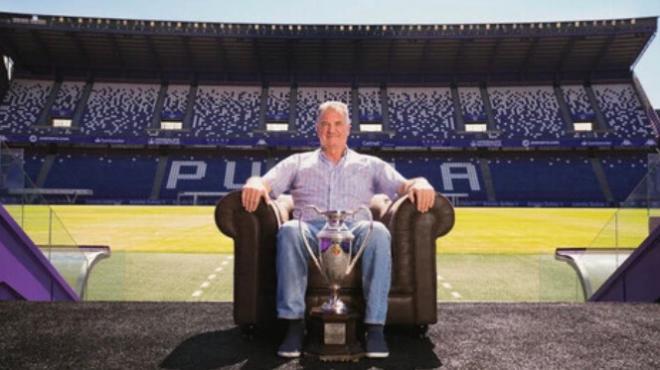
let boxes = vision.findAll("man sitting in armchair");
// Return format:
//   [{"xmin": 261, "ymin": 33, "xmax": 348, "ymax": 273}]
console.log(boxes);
[{"xmin": 241, "ymin": 100, "xmax": 436, "ymax": 359}]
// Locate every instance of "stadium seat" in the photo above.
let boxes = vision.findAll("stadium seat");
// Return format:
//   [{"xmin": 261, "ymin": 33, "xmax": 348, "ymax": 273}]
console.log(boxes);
[
  {"xmin": 266, "ymin": 87, "xmax": 290, "ymax": 122},
  {"xmin": 192, "ymin": 85, "xmax": 261, "ymax": 139},
  {"xmin": 458, "ymin": 87, "xmax": 487, "ymax": 123},
  {"xmin": 592, "ymin": 84, "xmax": 653, "ymax": 138},
  {"xmin": 161, "ymin": 84, "xmax": 190, "ymax": 121},
  {"xmin": 0, "ymin": 79, "xmax": 52, "ymax": 134},
  {"xmin": 488, "ymin": 86, "xmax": 565, "ymax": 139},
  {"xmin": 387, "ymin": 87, "xmax": 455, "ymax": 141},
  {"xmin": 80, "ymin": 82, "xmax": 159, "ymax": 137},
  {"xmin": 214, "ymin": 190, "xmax": 455, "ymax": 331}
]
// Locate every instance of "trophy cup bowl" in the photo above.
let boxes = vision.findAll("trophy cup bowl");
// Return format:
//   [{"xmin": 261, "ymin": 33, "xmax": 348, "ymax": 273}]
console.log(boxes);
[{"xmin": 298, "ymin": 206, "xmax": 373, "ymax": 361}]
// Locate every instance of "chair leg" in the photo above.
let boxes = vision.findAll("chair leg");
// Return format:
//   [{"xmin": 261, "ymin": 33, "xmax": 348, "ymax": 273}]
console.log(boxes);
[
  {"xmin": 240, "ymin": 324, "xmax": 256, "ymax": 340},
  {"xmin": 417, "ymin": 324, "xmax": 429, "ymax": 338}
]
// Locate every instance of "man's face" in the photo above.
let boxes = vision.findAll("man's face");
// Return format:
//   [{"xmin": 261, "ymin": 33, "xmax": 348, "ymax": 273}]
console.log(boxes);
[{"xmin": 316, "ymin": 108, "xmax": 350, "ymax": 150}]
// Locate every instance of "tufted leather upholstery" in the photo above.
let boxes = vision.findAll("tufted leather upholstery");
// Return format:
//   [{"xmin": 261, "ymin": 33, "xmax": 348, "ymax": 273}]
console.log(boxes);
[{"xmin": 215, "ymin": 190, "xmax": 455, "ymax": 327}]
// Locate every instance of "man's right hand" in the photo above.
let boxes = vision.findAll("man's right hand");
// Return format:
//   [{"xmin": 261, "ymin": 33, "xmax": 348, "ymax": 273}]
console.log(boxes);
[{"xmin": 241, "ymin": 177, "xmax": 271, "ymax": 212}]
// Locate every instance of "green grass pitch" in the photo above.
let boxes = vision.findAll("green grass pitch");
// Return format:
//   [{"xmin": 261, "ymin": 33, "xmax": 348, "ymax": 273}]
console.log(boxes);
[{"xmin": 4, "ymin": 205, "xmax": 649, "ymax": 302}]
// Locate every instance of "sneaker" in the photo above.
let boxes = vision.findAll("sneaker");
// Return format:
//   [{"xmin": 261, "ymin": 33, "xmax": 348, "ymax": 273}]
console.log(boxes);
[
  {"xmin": 365, "ymin": 324, "xmax": 389, "ymax": 358},
  {"xmin": 277, "ymin": 319, "xmax": 305, "ymax": 358}
]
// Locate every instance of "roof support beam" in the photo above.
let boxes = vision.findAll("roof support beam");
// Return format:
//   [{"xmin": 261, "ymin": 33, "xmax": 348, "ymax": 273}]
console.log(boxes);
[
  {"xmin": 252, "ymin": 38, "xmax": 264, "ymax": 84},
  {"xmin": 451, "ymin": 39, "xmax": 469, "ymax": 74},
  {"xmin": 181, "ymin": 36, "xmax": 196, "ymax": 72},
  {"xmin": 351, "ymin": 39, "xmax": 363, "ymax": 84},
  {"xmin": 109, "ymin": 34, "xmax": 126, "ymax": 72},
  {"xmin": 519, "ymin": 37, "xmax": 540, "ymax": 76},
  {"xmin": 385, "ymin": 39, "xmax": 395, "ymax": 83},
  {"xmin": 215, "ymin": 37, "xmax": 228, "ymax": 80},
  {"xmin": 29, "ymin": 30, "xmax": 53, "ymax": 67},
  {"xmin": 486, "ymin": 38, "xmax": 503, "ymax": 76},
  {"xmin": 66, "ymin": 32, "xmax": 91, "ymax": 70},
  {"xmin": 319, "ymin": 38, "xmax": 327, "ymax": 82},
  {"xmin": 418, "ymin": 39, "xmax": 431, "ymax": 78},
  {"xmin": 285, "ymin": 39, "xmax": 297, "ymax": 84},
  {"xmin": 590, "ymin": 34, "xmax": 616, "ymax": 72},
  {"xmin": 555, "ymin": 38, "xmax": 576, "ymax": 75},
  {"xmin": 145, "ymin": 35, "xmax": 163, "ymax": 75}
]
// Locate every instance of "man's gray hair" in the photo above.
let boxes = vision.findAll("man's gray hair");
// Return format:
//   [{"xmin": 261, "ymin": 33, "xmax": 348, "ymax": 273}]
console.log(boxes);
[{"xmin": 317, "ymin": 101, "xmax": 351, "ymax": 126}]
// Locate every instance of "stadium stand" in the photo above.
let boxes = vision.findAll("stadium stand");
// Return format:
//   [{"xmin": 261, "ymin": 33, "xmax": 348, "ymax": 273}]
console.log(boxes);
[
  {"xmin": 358, "ymin": 87, "xmax": 382, "ymax": 123},
  {"xmin": 458, "ymin": 87, "xmax": 487, "ymax": 123},
  {"xmin": 0, "ymin": 13, "xmax": 656, "ymax": 206},
  {"xmin": 561, "ymin": 84, "xmax": 596, "ymax": 122},
  {"xmin": 266, "ymin": 86, "xmax": 290, "ymax": 122},
  {"xmin": 599, "ymin": 152, "xmax": 648, "ymax": 201},
  {"xmin": 192, "ymin": 85, "xmax": 261, "ymax": 139},
  {"xmin": 488, "ymin": 86, "xmax": 565, "ymax": 139},
  {"xmin": 488, "ymin": 153, "xmax": 606, "ymax": 205},
  {"xmin": 80, "ymin": 82, "xmax": 158, "ymax": 137},
  {"xmin": 50, "ymin": 81, "xmax": 85, "ymax": 118},
  {"xmin": 161, "ymin": 84, "xmax": 189, "ymax": 121},
  {"xmin": 43, "ymin": 152, "xmax": 159, "ymax": 202},
  {"xmin": 387, "ymin": 87, "xmax": 455, "ymax": 141},
  {"xmin": 592, "ymin": 84, "xmax": 653, "ymax": 138},
  {"xmin": 0, "ymin": 79, "xmax": 52, "ymax": 134}
]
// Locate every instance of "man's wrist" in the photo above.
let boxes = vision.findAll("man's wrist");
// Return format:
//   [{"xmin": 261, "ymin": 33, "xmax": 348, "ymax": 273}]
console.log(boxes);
[{"xmin": 408, "ymin": 177, "xmax": 432, "ymax": 191}]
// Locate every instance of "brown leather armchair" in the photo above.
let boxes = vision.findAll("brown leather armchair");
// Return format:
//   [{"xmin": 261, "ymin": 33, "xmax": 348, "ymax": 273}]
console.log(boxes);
[{"xmin": 215, "ymin": 190, "xmax": 454, "ymax": 332}]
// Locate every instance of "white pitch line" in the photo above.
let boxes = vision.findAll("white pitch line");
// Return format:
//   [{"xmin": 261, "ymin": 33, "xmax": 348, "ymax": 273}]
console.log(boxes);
[
  {"xmin": 200, "ymin": 281, "xmax": 210, "ymax": 288},
  {"xmin": 192, "ymin": 290, "xmax": 203, "ymax": 297},
  {"xmin": 436, "ymin": 275, "xmax": 444, "ymax": 281},
  {"xmin": 227, "ymin": 256, "xmax": 234, "ymax": 260},
  {"xmin": 222, "ymin": 260, "xmax": 229, "ymax": 266},
  {"xmin": 208, "ymin": 274, "xmax": 217, "ymax": 280},
  {"xmin": 442, "ymin": 282, "xmax": 452, "ymax": 289},
  {"xmin": 215, "ymin": 267, "xmax": 223, "ymax": 272},
  {"xmin": 451, "ymin": 291, "xmax": 462, "ymax": 299}
]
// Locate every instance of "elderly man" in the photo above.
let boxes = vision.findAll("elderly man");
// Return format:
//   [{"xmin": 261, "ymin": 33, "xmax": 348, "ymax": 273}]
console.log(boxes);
[{"xmin": 241, "ymin": 101, "xmax": 435, "ymax": 358}]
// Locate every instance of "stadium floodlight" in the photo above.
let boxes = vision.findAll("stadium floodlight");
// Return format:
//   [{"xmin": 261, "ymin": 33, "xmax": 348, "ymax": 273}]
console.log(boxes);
[
  {"xmin": 360, "ymin": 123, "xmax": 383, "ymax": 132},
  {"xmin": 52, "ymin": 118, "xmax": 72, "ymax": 128},
  {"xmin": 465, "ymin": 123, "xmax": 487, "ymax": 133},
  {"xmin": 267, "ymin": 123, "xmax": 289, "ymax": 132},
  {"xmin": 574, "ymin": 122, "xmax": 594, "ymax": 132}
]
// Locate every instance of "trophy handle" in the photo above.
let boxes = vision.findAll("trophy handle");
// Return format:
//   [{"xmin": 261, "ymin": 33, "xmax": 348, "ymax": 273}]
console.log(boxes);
[
  {"xmin": 345, "ymin": 205, "xmax": 373, "ymax": 275},
  {"xmin": 297, "ymin": 205, "xmax": 328, "ymax": 281}
]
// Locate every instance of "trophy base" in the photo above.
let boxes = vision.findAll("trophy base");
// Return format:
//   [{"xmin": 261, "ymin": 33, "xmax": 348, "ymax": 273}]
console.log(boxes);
[{"xmin": 305, "ymin": 307, "xmax": 364, "ymax": 362}]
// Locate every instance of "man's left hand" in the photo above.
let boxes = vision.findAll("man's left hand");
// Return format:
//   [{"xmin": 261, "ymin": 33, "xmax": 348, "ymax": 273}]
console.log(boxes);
[{"xmin": 408, "ymin": 180, "xmax": 435, "ymax": 213}]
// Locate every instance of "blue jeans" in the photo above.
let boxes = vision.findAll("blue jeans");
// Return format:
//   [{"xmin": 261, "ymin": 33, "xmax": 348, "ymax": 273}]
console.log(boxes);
[{"xmin": 276, "ymin": 219, "xmax": 392, "ymax": 324}]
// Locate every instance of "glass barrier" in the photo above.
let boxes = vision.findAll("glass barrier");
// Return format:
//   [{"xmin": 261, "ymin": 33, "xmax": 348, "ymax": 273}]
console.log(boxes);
[
  {"xmin": 548, "ymin": 153, "xmax": 659, "ymax": 301},
  {"xmin": 0, "ymin": 141, "xmax": 93, "ymax": 300}
]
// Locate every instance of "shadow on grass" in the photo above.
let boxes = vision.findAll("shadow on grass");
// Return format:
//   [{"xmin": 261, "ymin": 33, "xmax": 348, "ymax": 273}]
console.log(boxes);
[{"xmin": 160, "ymin": 326, "xmax": 442, "ymax": 370}]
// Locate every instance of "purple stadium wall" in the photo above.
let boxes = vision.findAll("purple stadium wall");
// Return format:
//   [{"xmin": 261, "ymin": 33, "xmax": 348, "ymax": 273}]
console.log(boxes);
[
  {"xmin": 0, "ymin": 205, "xmax": 79, "ymax": 301},
  {"xmin": 590, "ymin": 225, "xmax": 660, "ymax": 302}
]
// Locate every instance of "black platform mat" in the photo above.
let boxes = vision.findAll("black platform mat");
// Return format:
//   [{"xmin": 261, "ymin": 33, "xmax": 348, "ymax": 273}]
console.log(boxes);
[{"xmin": 1, "ymin": 302, "xmax": 658, "ymax": 369}]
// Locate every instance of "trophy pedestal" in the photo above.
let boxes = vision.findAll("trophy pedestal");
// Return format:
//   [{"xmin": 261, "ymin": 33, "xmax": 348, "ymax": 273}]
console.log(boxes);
[{"xmin": 305, "ymin": 307, "xmax": 364, "ymax": 362}]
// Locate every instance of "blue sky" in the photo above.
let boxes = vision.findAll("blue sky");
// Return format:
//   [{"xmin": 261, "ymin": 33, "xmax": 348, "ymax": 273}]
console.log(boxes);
[{"xmin": 2, "ymin": 0, "xmax": 659, "ymax": 106}]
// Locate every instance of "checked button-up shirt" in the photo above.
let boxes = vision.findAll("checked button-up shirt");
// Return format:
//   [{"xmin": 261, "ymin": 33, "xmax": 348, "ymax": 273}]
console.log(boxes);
[{"xmin": 263, "ymin": 148, "xmax": 406, "ymax": 215}]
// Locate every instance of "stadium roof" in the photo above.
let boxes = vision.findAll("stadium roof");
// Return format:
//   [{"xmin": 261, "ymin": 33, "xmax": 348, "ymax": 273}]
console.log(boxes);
[{"xmin": 0, "ymin": 12, "xmax": 656, "ymax": 84}]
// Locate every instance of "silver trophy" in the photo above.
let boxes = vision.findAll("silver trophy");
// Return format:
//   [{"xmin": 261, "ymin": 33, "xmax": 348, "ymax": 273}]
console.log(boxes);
[{"xmin": 299, "ymin": 205, "xmax": 373, "ymax": 314}]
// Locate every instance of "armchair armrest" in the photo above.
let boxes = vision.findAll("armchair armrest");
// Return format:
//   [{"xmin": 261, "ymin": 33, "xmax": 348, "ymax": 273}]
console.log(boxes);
[
  {"xmin": 214, "ymin": 190, "xmax": 290, "ymax": 325},
  {"xmin": 383, "ymin": 193, "xmax": 455, "ymax": 323}
]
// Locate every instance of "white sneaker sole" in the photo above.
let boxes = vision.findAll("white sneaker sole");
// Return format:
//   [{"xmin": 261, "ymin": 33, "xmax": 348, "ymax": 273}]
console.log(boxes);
[
  {"xmin": 277, "ymin": 350, "xmax": 301, "ymax": 358},
  {"xmin": 366, "ymin": 352, "xmax": 390, "ymax": 358}
]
